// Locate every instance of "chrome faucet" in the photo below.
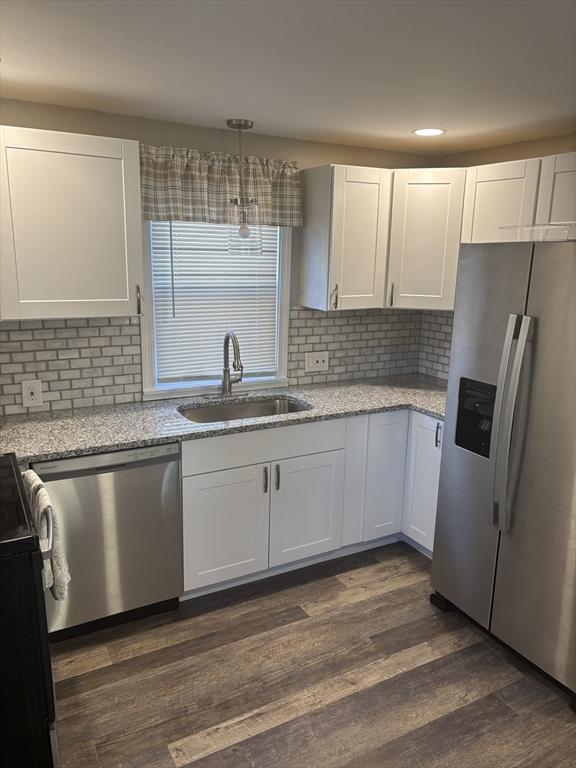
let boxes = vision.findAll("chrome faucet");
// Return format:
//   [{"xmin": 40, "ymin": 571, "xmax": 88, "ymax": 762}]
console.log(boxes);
[{"xmin": 221, "ymin": 330, "xmax": 243, "ymax": 395}]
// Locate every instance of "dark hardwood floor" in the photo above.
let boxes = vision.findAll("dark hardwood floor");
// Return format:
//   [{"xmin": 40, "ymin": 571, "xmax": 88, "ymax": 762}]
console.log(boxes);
[{"xmin": 50, "ymin": 542, "xmax": 576, "ymax": 768}]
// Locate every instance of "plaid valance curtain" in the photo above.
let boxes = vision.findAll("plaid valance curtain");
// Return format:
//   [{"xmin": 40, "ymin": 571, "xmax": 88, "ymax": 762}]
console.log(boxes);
[{"xmin": 139, "ymin": 144, "xmax": 302, "ymax": 226}]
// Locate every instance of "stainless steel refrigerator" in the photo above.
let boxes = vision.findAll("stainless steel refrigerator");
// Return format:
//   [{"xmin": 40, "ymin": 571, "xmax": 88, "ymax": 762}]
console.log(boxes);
[{"xmin": 431, "ymin": 240, "xmax": 576, "ymax": 698}]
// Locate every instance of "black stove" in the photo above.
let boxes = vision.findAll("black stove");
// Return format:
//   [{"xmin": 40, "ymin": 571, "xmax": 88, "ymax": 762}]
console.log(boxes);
[
  {"xmin": 0, "ymin": 452, "xmax": 37, "ymax": 555},
  {"xmin": 0, "ymin": 452, "xmax": 58, "ymax": 767}
]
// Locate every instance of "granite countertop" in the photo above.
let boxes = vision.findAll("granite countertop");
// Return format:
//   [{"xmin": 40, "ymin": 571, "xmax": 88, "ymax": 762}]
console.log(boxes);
[{"xmin": 0, "ymin": 374, "xmax": 447, "ymax": 463}]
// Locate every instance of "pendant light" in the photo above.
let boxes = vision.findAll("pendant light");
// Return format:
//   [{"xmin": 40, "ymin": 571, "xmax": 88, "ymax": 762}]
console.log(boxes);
[{"xmin": 227, "ymin": 118, "xmax": 257, "ymax": 238}]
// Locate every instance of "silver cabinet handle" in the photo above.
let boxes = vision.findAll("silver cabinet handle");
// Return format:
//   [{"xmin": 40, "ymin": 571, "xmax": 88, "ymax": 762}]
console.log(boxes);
[
  {"xmin": 330, "ymin": 284, "xmax": 339, "ymax": 310},
  {"xmin": 435, "ymin": 422, "xmax": 442, "ymax": 448},
  {"xmin": 390, "ymin": 282, "xmax": 395, "ymax": 307},
  {"xmin": 495, "ymin": 315, "xmax": 532, "ymax": 533},
  {"xmin": 491, "ymin": 314, "xmax": 519, "ymax": 526},
  {"xmin": 275, "ymin": 463, "xmax": 280, "ymax": 491},
  {"xmin": 136, "ymin": 284, "xmax": 143, "ymax": 315},
  {"xmin": 263, "ymin": 465, "xmax": 269, "ymax": 494}
]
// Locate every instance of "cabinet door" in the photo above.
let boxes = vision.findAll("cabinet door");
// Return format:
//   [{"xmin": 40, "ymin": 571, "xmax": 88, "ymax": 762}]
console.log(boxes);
[
  {"xmin": 0, "ymin": 126, "xmax": 143, "ymax": 319},
  {"xmin": 329, "ymin": 166, "xmax": 391, "ymax": 310},
  {"xmin": 461, "ymin": 159, "xmax": 540, "ymax": 243},
  {"xmin": 269, "ymin": 450, "xmax": 344, "ymax": 566},
  {"xmin": 388, "ymin": 168, "xmax": 465, "ymax": 310},
  {"xmin": 403, "ymin": 412, "xmax": 442, "ymax": 551},
  {"xmin": 535, "ymin": 153, "xmax": 576, "ymax": 240},
  {"xmin": 183, "ymin": 464, "xmax": 270, "ymax": 590},
  {"xmin": 363, "ymin": 410, "xmax": 409, "ymax": 541}
]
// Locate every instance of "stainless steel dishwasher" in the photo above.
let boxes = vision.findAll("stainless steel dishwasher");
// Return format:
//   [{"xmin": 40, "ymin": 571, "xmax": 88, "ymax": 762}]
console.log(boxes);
[{"xmin": 32, "ymin": 443, "xmax": 182, "ymax": 634}]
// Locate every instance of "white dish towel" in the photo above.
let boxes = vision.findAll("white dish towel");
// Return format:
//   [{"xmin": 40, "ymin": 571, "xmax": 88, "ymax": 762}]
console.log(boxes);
[{"xmin": 22, "ymin": 469, "xmax": 71, "ymax": 600}]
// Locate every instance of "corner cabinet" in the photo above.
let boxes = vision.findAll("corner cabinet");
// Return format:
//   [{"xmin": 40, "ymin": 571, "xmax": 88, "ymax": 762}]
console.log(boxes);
[
  {"xmin": 461, "ymin": 158, "xmax": 541, "ymax": 243},
  {"xmin": 0, "ymin": 126, "xmax": 143, "ymax": 319},
  {"xmin": 387, "ymin": 168, "xmax": 465, "ymax": 309},
  {"xmin": 363, "ymin": 410, "xmax": 409, "ymax": 540},
  {"xmin": 354, "ymin": 409, "xmax": 443, "ymax": 553},
  {"xmin": 402, "ymin": 412, "xmax": 443, "ymax": 551},
  {"xmin": 535, "ymin": 152, "xmax": 576, "ymax": 239},
  {"xmin": 300, "ymin": 164, "xmax": 392, "ymax": 310}
]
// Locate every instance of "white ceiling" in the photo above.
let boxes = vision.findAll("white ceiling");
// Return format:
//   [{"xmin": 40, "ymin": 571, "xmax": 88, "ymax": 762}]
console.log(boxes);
[{"xmin": 1, "ymin": 0, "xmax": 575, "ymax": 155}]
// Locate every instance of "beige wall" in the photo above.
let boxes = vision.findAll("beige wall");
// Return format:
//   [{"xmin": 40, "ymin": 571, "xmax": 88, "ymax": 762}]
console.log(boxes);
[
  {"xmin": 436, "ymin": 133, "xmax": 576, "ymax": 167},
  {"xmin": 2, "ymin": 98, "xmax": 574, "ymax": 170},
  {"xmin": 0, "ymin": 98, "xmax": 426, "ymax": 169}
]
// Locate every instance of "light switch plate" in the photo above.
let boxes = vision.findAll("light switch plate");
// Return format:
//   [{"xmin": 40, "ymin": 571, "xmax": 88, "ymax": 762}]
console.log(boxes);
[
  {"xmin": 304, "ymin": 351, "xmax": 329, "ymax": 374},
  {"xmin": 21, "ymin": 379, "xmax": 43, "ymax": 407}
]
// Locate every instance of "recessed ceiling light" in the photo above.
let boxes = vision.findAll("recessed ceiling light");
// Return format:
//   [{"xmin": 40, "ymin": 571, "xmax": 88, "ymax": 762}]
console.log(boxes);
[{"xmin": 413, "ymin": 128, "xmax": 446, "ymax": 137}]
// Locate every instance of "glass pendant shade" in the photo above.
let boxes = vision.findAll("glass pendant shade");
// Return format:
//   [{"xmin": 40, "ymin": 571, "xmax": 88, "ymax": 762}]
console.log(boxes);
[{"xmin": 227, "ymin": 202, "xmax": 262, "ymax": 257}]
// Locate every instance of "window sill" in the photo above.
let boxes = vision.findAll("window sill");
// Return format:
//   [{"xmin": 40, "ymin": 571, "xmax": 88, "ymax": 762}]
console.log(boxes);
[{"xmin": 143, "ymin": 377, "xmax": 290, "ymax": 402}]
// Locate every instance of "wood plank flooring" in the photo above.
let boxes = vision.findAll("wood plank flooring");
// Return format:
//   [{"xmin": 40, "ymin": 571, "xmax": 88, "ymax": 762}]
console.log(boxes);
[{"xmin": 51, "ymin": 542, "xmax": 576, "ymax": 768}]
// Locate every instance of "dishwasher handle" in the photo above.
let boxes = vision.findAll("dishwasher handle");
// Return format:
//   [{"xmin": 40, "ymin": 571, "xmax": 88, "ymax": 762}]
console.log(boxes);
[{"xmin": 32, "ymin": 443, "xmax": 180, "ymax": 480}]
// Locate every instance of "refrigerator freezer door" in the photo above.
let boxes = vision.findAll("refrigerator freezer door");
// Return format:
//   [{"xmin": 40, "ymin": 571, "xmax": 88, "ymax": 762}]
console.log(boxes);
[
  {"xmin": 490, "ymin": 242, "xmax": 576, "ymax": 692},
  {"xmin": 431, "ymin": 244, "xmax": 532, "ymax": 627}
]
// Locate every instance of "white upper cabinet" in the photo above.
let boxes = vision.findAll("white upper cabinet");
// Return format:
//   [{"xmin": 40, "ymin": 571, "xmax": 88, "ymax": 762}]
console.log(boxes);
[
  {"xmin": 535, "ymin": 152, "xmax": 576, "ymax": 239},
  {"xmin": 0, "ymin": 126, "xmax": 143, "ymax": 319},
  {"xmin": 300, "ymin": 165, "xmax": 392, "ymax": 310},
  {"xmin": 461, "ymin": 158, "xmax": 541, "ymax": 243},
  {"xmin": 402, "ymin": 412, "xmax": 442, "ymax": 552},
  {"xmin": 387, "ymin": 168, "xmax": 465, "ymax": 310}
]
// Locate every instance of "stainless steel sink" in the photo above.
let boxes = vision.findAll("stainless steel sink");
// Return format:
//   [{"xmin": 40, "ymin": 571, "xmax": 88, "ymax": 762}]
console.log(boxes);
[{"xmin": 178, "ymin": 396, "xmax": 311, "ymax": 424}]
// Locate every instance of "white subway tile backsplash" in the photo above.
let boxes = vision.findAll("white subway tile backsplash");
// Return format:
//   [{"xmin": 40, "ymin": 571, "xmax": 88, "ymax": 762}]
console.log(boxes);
[
  {"xmin": 0, "ymin": 317, "xmax": 142, "ymax": 415},
  {"xmin": 419, "ymin": 310, "xmax": 454, "ymax": 379},
  {"xmin": 286, "ymin": 307, "xmax": 422, "ymax": 384},
  {"xmin": 0, "ymin": 309, "xmax": 453, "ymax": 416}
]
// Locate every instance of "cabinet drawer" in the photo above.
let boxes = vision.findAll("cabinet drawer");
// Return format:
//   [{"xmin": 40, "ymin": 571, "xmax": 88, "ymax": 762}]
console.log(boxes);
[{"xmin": 181, "ymin": 418, "xmax": 346, "ymax": 476}]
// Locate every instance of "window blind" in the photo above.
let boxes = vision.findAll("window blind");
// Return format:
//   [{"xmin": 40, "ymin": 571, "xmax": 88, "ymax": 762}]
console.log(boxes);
[{"xmin": 150, "ymin": 221, "xmax": 281, "ymax": 384}]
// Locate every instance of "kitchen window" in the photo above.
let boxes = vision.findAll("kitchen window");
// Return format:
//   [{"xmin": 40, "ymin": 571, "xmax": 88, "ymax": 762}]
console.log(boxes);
[{"xmin": 142, "ymin": 221, "xmax": 291, "ymax": 398}]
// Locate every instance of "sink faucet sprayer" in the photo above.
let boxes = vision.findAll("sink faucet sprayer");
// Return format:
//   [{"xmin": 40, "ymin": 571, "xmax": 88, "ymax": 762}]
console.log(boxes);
[{"xmin": 221, "ymin": 331, "xmax": 243, "ymax": 395}]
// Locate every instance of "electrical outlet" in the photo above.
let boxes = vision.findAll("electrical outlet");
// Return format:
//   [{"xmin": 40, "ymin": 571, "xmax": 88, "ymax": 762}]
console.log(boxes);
[
  {"xmin": 21, "ymin": 379, "xmax": 43, "ymax": 407},
  {"xmin": 304, "ymin": 351, "xmax": 329, "ymax": 374}
]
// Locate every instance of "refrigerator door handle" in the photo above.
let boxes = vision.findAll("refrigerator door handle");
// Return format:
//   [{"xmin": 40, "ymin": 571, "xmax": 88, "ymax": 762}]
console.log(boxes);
[
  {"xmin": 491, "ymin": 314, "xmax": 520, "ymax": 526},
  {"xmin": 494, "ymin": 314, "xmax": 533, "ymax": 533}
]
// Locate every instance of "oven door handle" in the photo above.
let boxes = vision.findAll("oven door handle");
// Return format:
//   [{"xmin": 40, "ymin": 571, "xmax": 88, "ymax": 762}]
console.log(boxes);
[{"xmin": 42, "ymin": 506, "xmax": 53, "ymax": 561}]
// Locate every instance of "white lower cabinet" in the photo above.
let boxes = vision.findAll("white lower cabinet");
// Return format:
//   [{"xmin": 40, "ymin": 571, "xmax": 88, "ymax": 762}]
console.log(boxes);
[
  {"xmin": 181, "ymin": 421, "xmax": 348, "ymax": 591},
  {"xmin": 402, "ymin": 412, "xmax": 443, "ymax": 551},
  {"xmin": 363, "ymin": 410, "xmax": 409, "ymax": 541},
  {"xmin": 181, "ymin": 411, "xmax": 444, "ymax": 592},
  {"xmin": 269, "ymin": 450, "xmax": 344, "ymax": 567},
  {"xmin": 182, "ymin": 463, "xmax": 270, "ymax": 590}
]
